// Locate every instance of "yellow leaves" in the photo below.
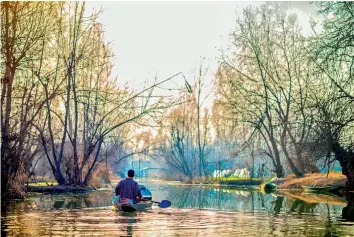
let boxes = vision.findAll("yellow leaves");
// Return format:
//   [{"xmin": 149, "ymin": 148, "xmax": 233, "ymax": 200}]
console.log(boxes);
[{"xmin": 48, "ymin": 39, "xmax": 56, "ymax": 48}]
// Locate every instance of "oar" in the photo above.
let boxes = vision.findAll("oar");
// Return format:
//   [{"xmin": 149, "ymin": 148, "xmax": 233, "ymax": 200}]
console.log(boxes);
[
  {"xmin": 113, "ymin": 196, "xmax": 171, "ymax": 208},
  {"xmin": 152, "ymin": 200, "xmax": 171, "ymax": 208}
]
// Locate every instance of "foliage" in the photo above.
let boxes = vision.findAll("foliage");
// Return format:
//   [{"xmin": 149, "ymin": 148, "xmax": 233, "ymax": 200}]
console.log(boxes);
[
  {"xmin": 2, "ymin": 1, "xmax": 354, "ymax": 197},
  {"xmin": 309, "ymin": 1, "xmax": 354, "ymax": 191},
  {"xmin": 213, "ymin": 2, "xmax": 354, "ymax": 191},
  {"xmin": 214, "ymin": 176, "xmax": 262, "ymax": 182},
  {"xmin": 1, "ymin": 2, "xmax": 183, "ymax": 198},
  {"xmin": 155, "ymin": 67, "xmax": 212, "ymax": 180}
]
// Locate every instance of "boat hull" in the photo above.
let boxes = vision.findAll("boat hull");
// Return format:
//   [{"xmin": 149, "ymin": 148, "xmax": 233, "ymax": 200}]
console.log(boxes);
[{"xmin": 114, "ymin": 201, "xmax": 152, "ymax": 212}]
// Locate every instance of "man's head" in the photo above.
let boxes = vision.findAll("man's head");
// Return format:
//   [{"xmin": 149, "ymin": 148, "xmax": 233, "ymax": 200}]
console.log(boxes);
[{"xmin": 127, "ymin": 169, "xmax": 135, "ymax": 178}]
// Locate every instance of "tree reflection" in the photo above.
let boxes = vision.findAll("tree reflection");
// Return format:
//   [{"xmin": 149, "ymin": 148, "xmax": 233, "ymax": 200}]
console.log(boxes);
[
  {"xmin": 289, "ymin": 199, "xmax": 318, "ymax": 214},
  {"xmin": 49, "ymin": 191, "xmax": 114, "ymax": 209},
  {"xmin": 272, "ymin": 196, "xmax": 284, "ymax": 214},
  {"xmin": 1, "ymin": 186, "xmax": 353, "ymax": 236},
  {"xmin": 165, "ymin": 186, "xmax": 256, "ymax": 211},
  {"xmin": 342, "ymin": 192, "xmax": 354, "ymax": 221}
]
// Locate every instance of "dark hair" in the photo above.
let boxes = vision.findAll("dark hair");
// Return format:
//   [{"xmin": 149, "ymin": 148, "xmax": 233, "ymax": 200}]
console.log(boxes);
[{"xmin": 127, "ymin": 169, "xmax": 135, "ymax": 178}]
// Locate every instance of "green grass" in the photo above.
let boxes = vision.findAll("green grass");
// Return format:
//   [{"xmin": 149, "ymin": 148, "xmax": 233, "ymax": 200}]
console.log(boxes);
[
  {"xmin": 27, "ymin": 181, "xmax": 58, "ymax": 187},
  {"xmin": 214, "ymin": 177, "xmax": 262, "ymax": 181}
]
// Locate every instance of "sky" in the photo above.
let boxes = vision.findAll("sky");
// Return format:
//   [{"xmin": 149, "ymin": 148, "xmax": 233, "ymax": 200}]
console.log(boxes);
[{"xmin": 85, "ymin": 1, "xmax": 320, "ymax": 109}]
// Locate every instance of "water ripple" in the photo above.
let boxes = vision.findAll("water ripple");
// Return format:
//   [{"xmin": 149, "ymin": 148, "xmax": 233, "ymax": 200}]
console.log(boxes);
[{"xmin": 1, "ymin": 185, "xmax": 354, "ymax": 236}]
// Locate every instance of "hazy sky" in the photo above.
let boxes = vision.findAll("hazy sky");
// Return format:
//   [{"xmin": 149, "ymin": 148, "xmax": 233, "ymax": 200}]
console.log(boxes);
[{"xmin": 85, "ymin": 1, "xmax": 319, "ymax": 108}]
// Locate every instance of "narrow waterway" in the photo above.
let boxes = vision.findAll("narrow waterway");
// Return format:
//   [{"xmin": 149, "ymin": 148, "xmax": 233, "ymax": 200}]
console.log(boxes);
[{"xmin": 1, "ymin": 183, "xmax": 354, "ymax": 236}]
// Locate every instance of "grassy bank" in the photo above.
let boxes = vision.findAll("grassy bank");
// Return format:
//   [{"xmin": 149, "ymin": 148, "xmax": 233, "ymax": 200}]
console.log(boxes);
[
  {"xmin": 133, "ymin": 177, "xmax": 263, "ymax": 187},
  {"xmin": 27, "ymin": 173, "xmax": 345, "ymax": 194},
  {"xmin": 25, "ymin": 179, "xmax": 96, "ymax": 194},
  {"xmin": 214, "ymin": 177, "xmax": 263, "ymax": 186},
  {"xmin": 26, "ymin": 185, "xmax": 95, "ymax": 194},
  {"xmin": 264, "ymin": 172, "xmax": 346, "ymax": 190},
  {"xmin": 27, "ymin": 181, "xmax": 57, "ymax": 186}
]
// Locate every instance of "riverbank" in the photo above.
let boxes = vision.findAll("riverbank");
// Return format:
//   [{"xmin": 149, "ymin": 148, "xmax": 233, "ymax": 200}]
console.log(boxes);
[
  {"xmin": 26, "ymin": 185, "xmax": 95, "ymax": 194},
  {"xmin": 133, "ymin": 177, "xmax": 263, "ymax": 187},
  {"xmin": 25, "ymin": 172, "xmax": 347, "ymax": 195},
  {"xmin": 263, "ymin": 172, "xmax": 346, "ymax": 191},
  {"xmin": 212, "ymin": 177, "xmax": 263, "ymax": 186}
]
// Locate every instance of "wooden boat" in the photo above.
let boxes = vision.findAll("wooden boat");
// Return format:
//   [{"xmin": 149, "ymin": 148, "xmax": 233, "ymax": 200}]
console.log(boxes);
[
  {"xmin": 114, "ymin": 201, "xmax": 152, "ymax": 212},
  {"xmin": 302, "ymin": 185, "xmax": 340, "ymax": 192}
]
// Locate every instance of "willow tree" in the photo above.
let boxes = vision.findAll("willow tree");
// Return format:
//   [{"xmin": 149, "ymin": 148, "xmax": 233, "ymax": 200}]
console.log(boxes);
[
  {"xmin": 216, "ymin": 3, "xmax": 321, "ymax": 177},
  {"xmin": 310, "ymin": 1, "xmax": 354, "ymax": 191},
  {"xmin": 159, "ymin": 106, "xmax": 198, "ymax": 180},
  {"xmin": 1, "ymin": 1, "xmax": 186, "ymax": 195},
  {"xmin": 190, "ymin": 65, "xmax": 211, "ymax": 176},
  {"xmin": 157, "ymin": 76, "xmax": 211, "ymax": 180},
  {"xmin": 1, "ymin": 2, "xmax": 62, "ymax": 198}
]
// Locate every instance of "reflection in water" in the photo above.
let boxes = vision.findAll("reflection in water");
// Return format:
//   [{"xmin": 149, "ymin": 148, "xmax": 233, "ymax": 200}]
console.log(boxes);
[
  {"xmin": 342, "ymin": 192, "xmax": 354, "ymax": 221},
  {"xmin": 272, "ymin": 196, "xmax": 284, "ymax": 214},
  {"xmin": 289, "ymin": 198, "xmax": 318, "ymax": 213},
  {"xmin": 1, "ymin": 184, "xmax": 354, "ymax": 236},
  {"xmin": 117, "ymin": 212, "xmax": 141, "ymax": 237}
]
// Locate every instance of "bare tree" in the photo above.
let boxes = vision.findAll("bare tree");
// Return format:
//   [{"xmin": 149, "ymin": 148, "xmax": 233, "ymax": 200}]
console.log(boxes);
[
  {"xmin": 1, "ymin": 2, "xmax": 62, "ymax": 198},
  {"xmin": 157, "ymin": 99, "xmax": 198, "ymax": 180},
  {"xmin": 309, "ymin": 2, "xmax": 354, "ymax": 191},
  {"xmin": 216, "ymin": 3, "xmax": 321, "ymax": 177},
  {"xmin": 191, "ymin": 65, "xmax": 211, "ymax": 176}
]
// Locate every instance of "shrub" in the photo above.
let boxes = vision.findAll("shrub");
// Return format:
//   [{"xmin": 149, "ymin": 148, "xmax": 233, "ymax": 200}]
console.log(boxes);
[
  {"xmin": 7, "ymin": 167, "xmax": 28, "ymax": 199},
  {"xmin": 87, "ymin": 166, "xmax": 114, "ymax": 188}
]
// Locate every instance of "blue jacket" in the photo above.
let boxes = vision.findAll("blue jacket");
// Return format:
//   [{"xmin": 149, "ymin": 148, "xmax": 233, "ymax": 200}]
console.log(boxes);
[{"xmin": 115, "ymin": 178, "xmax": 142, "ymax": 204}]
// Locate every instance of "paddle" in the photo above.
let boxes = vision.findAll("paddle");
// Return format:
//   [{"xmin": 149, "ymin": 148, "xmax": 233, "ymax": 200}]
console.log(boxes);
[
  {"xmin": 152, "ymin": 200, "xmax": 171, "ymax": 208},
  {"xmin": 113, "ymin": 196, "xmax": 171, "ymax": 208}
]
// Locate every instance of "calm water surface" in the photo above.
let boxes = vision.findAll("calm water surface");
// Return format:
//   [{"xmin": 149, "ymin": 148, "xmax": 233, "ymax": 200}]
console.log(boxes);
[{"xmin": 1, "ymin": 183, "xmax": 354, "ymax": 236}]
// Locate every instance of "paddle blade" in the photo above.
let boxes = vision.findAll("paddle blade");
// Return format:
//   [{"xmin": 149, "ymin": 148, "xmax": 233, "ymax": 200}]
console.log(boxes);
[{"xmin": 158, "ymin": 200, "xmax": 171, "ymax": 208}]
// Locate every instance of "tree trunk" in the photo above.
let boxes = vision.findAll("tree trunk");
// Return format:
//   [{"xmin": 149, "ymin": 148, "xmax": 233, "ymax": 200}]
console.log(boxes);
[
  {"xmin": 280, "ymin": 139, "xmax": 303, "ymax": 177},
  {"xmin": 251, "ymin": 148, "xmax": 255, "ymax": 180},
  {"xmin": 1, "ymin": 164, "xmax": 10, "ymax": 198},
  {"xmin": 269, "ymin": 138, "xmax": 284, "ymax": 178},
  {"xmin": 83, "ymin": 138, "xmax": 103, "ymax": 185},
  {"xmin": 342, "ymin": 192, "xmax": 354, "ymax": 221},
  {"xmin": 332, "ymin": 142, "xmax": 354, "ymax": 191},
  {"xmin": 55, "ymin": 164, "xmax": 66, "ymax": 185},
  {"xmin": 281, "ymin": 124, "xmax": 303, "ymax": 177},
  {"xmin": 1, "ymin": 7, "xmax": 16, "ymax": 196}
]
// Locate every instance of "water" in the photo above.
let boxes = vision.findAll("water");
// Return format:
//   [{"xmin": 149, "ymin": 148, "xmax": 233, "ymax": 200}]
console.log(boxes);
[{"xmin": 1, "ymin": 183, "xmax": 354, "ymax": 236}]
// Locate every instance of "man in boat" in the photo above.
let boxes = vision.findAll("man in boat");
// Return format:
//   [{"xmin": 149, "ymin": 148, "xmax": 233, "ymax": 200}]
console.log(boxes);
[{"xmin": 115, "ymin": 169, "xmax": 144, "ymax": 204}]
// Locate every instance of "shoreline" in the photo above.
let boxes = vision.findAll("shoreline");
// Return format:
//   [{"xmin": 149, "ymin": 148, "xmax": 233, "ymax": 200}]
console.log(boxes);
[
  {"xmin": 26, "ymin": 185, "xmax": 95, "ymax": 194},
  {"xmin": 270, "ymin": 172, "xmax": 346, "ymax": 190},
  {"xmin": 134, "ymin": 177, "xmax": 263, "ymax": 186},
  {"xmin": 25, "ymin": 172, "xmax": 347, "ymax": 195}
]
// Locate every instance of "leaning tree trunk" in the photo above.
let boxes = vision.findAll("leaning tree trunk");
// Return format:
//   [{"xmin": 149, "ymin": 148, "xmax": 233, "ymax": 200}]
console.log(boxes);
[
  {"xmin": 342, "ymin": 192, "xmax": 354, "ymax": 221},
  {"xmin": 281, "ymin": 123, "xmax": 303, "ymax": 177},
  {"xmin": 332, "ymin": 142, "xmax": 354, "ymax": 192}
]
